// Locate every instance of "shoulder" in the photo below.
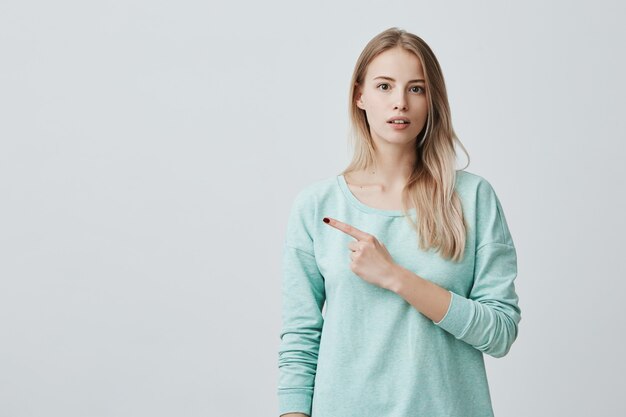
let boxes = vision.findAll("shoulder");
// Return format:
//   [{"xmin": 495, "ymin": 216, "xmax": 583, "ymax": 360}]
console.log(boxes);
[
  {"xmin": 455, "ymin": 169, "xmax": 494, "ymax": 192},
  {"xmin": 290, "ymin": 174, "xmax": 339, "ymax": 208},
  {"xmin": 455, "ymin": 169, "xmax": 503, "ymax": 204},
  {"xmin": 286, "ymin": 173, "xmax": 339, "ymax": 223},
  {"xmin": 456, "ymin": 169, "xmax": 514, "ymax": 247},
  {"xmin": 285, "ymin": 174, "xmax": 338, "ymax": 251}
]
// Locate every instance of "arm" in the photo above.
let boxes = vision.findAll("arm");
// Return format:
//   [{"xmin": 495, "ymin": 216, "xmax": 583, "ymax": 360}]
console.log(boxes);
[
  {"xmin": 389, "ymin": 243, "xmax": 520, "ymax": 358},
  {"xmin": 389, "ymin": 179, "xmax": 522, "ymax": 358},
  {"xmin": 387, "ymin": 265, "xmax": 452, "ymax": 324},
  {"xmin": 277, "ymin": 246, "xmax": 325, "ymax": 415},
  {"xmin": 277, "ymin": 189, "xmax": 325, "ymax": 416}
]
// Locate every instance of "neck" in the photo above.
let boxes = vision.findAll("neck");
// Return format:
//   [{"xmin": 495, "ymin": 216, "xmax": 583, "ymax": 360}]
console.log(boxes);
[{"xmin": 364, "ymin": 149, "xmax": 416, "ymax": 191}]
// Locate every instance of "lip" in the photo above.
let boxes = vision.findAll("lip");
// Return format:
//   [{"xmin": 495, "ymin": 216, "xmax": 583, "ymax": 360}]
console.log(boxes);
[
  {"xmin": 388, "ymin": 121, "xmax": 410, "ymax": 130},
  {"xmin": 387, "ymin": 116, "xmax": 411, "ymax": 124},
  {"xmin": 387, "ymin": 116, "xmax": 411, "ymax": 130}
]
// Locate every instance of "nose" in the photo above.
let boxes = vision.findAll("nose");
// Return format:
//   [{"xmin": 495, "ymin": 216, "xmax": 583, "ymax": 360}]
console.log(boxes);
[{"xmin": 393, "ymin": 90, "xmax": 408, "ymax": 111}]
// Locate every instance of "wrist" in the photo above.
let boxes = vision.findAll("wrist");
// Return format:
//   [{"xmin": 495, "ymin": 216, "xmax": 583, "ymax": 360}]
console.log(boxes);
[{"xmin": 385, "ymin": 263, "xmax": 410, "ymax": 294}]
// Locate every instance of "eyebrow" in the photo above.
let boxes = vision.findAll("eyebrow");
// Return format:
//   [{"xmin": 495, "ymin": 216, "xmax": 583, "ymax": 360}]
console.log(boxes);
[{"xmin": 373, "ymin": 76, "xmax": 425, "ymax": 83}]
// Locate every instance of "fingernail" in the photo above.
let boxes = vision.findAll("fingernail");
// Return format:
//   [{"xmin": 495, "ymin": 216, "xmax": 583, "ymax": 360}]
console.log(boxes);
[{"xmin": 323, "ymin": 217, "xmax": 330, "ymax": 223}]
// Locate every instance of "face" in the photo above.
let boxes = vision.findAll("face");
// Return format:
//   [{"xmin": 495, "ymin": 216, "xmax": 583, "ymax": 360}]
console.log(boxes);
[{"xmin": 355, "ymin": 46, "xmax": 428, "ymax": 146}]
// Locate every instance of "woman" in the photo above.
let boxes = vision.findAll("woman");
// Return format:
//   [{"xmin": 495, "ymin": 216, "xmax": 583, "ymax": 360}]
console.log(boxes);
[{"xmin": 278, "ymin": 27, "xmax": 521, "ymax": 417}]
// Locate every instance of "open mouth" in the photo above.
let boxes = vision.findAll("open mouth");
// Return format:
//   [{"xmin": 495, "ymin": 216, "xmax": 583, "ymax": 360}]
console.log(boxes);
[{"xmin": 387, "ymin": 116, "xmax": 411, "ymax": 124}]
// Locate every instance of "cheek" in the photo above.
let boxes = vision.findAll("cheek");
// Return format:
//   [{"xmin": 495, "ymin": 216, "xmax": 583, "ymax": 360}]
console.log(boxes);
[
  {"xmin": 363, "ymin": 101, "xmax": 385, "ymax": 117},
  {"xmin": 413, "ymin": 95, "xmax": 428, "ymax": 107},
  {"xmin": 413, "ymin": 100, "xmax": 429, "ymax": 118}
]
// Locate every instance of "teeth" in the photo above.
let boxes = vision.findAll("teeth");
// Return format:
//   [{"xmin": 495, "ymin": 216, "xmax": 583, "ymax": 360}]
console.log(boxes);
[{"xmin": 390, "ymin": 120, "xmax": 408, "ymax": 124}]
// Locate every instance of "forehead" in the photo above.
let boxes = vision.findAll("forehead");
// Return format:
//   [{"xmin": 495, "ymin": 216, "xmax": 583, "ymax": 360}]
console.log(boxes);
[{"xmin": 365, "ymin": 47, "xmax": 424, "ymax": 80}]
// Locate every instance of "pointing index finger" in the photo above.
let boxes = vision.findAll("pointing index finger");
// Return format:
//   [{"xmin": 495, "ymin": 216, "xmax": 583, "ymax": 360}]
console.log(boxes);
[{"xmin": 323, "ymin": 217, "xmax": 369, "ymax": 241}]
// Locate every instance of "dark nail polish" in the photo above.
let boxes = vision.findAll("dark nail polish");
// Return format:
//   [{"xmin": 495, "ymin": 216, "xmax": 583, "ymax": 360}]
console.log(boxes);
[{"xmin": 323, "ymin": 217, "xmax": 330, "ymax": 223}]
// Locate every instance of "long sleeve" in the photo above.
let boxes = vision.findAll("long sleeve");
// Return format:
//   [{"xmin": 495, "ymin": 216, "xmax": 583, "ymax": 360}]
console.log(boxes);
[
  {"xmin": 277, "ymin": 190, "xmax": 326, "ymax": 416},
  {"xmin": 433, "ymin": 178, "xmax": 522, "ymax": 358}
]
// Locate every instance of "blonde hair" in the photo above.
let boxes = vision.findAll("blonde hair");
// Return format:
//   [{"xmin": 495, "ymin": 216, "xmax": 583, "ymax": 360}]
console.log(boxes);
[{"xmin": 342, "ymin": 27, "xmax": 471, "ymax": 262}]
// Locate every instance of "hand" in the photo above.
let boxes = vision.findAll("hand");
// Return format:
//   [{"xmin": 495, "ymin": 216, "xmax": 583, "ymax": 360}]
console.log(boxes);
[{"xmin": 323, "ymin": 216, "xmax": 399, "ymax": 291}]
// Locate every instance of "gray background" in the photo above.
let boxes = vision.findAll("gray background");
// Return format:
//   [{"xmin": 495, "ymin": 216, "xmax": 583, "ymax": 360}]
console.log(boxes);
[{"xmin": 1, "ymin": 1, "xmax": 624, "ymax": 416}]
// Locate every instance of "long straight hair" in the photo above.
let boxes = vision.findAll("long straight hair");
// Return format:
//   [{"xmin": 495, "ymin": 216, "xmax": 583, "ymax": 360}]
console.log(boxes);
[{"xmin": 342, "ymin": 27, "xmax": 471, "ymax": 262}]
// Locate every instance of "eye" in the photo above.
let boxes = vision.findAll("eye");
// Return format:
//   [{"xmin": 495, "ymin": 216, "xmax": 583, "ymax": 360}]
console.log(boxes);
[
  {"xmin": 376, "ymin": 83, "xmax": 390, "ymax": 91},
  {"xmin": 410, "ymin": 85, "xmax": 425, "ymax": 94}
]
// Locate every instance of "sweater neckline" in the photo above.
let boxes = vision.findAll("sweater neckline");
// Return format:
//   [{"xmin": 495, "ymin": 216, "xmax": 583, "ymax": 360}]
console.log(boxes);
[{"xmin": 337, "ymin": 174, "xmax": 416, "ymax": 217}]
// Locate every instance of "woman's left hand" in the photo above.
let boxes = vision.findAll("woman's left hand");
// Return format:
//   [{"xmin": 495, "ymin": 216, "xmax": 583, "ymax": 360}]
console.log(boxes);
[{"xmin": 323, "ymin": 216, "xmax": 399, "ymax": 291}]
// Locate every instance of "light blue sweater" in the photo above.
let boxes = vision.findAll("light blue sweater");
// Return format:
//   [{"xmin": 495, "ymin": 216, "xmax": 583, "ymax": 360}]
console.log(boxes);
[{"xmin": 277, "ymin": 170, "xmax": 521, "ymax": 417}]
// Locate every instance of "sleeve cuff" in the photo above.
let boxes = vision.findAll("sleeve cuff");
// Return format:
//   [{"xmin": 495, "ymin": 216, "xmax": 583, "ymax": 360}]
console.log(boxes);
[
  {"xmin": 433, "ymin": 290, "xmax": 476, "ymax": 339},
  {"xmin": 278, "ymin": 389, "xmax": 313, "ymax": 416}
]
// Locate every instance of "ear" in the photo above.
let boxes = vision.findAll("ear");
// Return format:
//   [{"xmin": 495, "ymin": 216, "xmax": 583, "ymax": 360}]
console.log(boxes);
[{"xmin": 355, "ymin": 84, "xmax": 365, "ymax": 109}]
